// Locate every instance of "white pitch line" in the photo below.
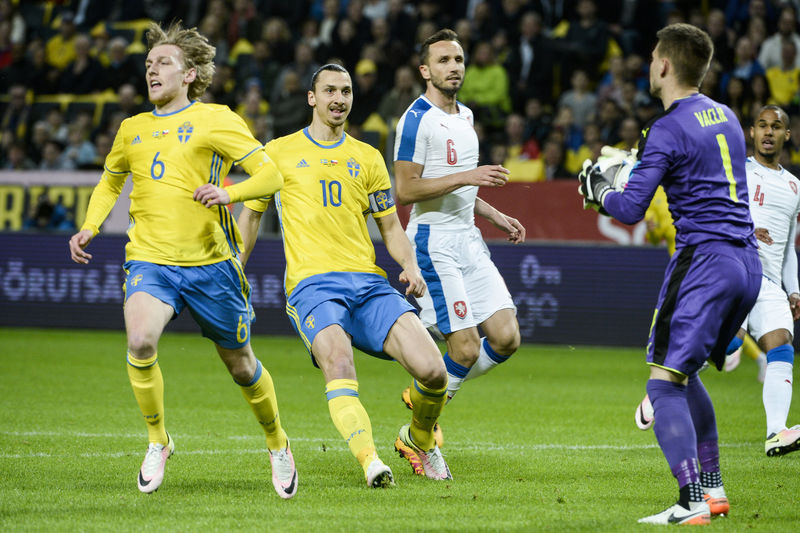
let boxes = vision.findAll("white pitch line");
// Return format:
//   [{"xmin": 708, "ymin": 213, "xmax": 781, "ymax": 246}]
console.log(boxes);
[{"xmin": 0, "ymin": 430, "xmax": 757, "ymax": 459}]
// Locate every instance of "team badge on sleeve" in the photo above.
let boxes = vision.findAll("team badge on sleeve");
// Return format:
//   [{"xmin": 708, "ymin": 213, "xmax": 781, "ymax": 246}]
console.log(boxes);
[{"xmin": 368, "ymin": 189, "xmax": 395, "ymax": 213}]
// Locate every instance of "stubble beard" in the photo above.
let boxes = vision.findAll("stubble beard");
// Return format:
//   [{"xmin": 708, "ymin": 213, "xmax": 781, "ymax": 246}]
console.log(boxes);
[
  {"xmin": 756, "ymin": 147, "xmax": 779, "ymax": 166},
  {"xmin": 432, "ymin": 76, "xmax": 461, "ymax": 97}
]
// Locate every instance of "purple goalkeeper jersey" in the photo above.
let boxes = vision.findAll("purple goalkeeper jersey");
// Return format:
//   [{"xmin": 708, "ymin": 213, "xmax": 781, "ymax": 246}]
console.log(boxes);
[{"xmin": 604, "ymin": 93, "xmax": 756, "ymax": 250}]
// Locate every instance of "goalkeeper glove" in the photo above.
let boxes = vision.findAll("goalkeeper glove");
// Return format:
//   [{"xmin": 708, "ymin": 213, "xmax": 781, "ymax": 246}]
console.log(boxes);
[
  {"xmin": 578, "ymin": 159, "xmax": 613, "ymax": 213},
  {"xmin": 598, "ymin": 145, "xmax": 634, "ymax": 166}
]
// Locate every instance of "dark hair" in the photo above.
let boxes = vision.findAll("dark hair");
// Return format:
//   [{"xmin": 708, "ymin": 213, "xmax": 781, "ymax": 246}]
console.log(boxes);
[
  {"xmin": 656, "ymin": 23, "xmax": 714, "ymax": 89},
  {"xmin": 758, "ymin": 104, "xmax": 790, "ymax": 128},
  {"xmin": 310, "ymin": 63, "xmax": 349, "ymax": 91},
  {"xmin": 420, "ymin": 28, "xmax": 461, "ymax": 64}
]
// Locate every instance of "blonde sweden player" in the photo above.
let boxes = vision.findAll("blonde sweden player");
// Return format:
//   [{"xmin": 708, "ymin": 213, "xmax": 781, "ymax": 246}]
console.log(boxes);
[
  {"xmin": 194, "ymin": 64, "xmax": 452, "ymax": 485},
  {"xmin": 393, "ymin": 29, "xmax": 525, "ymax": 437},
  {"xmin": 67, "ymin": 22, "xmax": 297, "ymax": 498}
]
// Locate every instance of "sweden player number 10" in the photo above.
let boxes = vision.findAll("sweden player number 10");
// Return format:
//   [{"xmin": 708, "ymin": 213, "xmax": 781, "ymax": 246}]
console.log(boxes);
[{"xmin": 320, "ymin": 179, "xmax": 342, "ymax": 207}]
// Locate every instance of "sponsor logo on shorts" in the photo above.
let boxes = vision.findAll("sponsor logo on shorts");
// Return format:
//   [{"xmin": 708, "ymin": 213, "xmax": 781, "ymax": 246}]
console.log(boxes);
[{"xmin": 453, "ymin": 301, "xmax": 467, "ymax": 318}]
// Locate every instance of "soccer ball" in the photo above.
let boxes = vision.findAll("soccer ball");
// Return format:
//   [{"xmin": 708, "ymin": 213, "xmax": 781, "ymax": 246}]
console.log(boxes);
[{"xmin": 593, "ymin": 150, "xmax": 636, "ymax": 191}]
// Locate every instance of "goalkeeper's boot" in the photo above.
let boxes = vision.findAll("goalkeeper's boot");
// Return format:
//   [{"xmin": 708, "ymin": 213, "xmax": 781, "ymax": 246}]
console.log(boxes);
[
  {"xmin": 702, "ymin": 486, "xmax": 729, "ymax": 516},
  {"xmin": 268, "ymin": 438, "xmax": 298, "ymax": 499},
  {"xmin": 365, "ymin": 458, "xmax": 394, "ymax": 488},
  {"xmin": 724, "ymin": 348, "xmax": 741, "ymax": 372},
  {"xmin": 138, "ymin": 433, "xmax": 174, "ymax": 493},
  {"xmin": 635, "ymin": 394, "xmax": 654, "ymax": 431},
  {"xmin": 394, "ymin": 423, "xmax": 452, "ymax": 480},
  {"xmin": 401, "ymin": 387, "xmax": 444, "ymax": 447},
  {"xmin": 765, "ymin": 426, "xmax": 800, "ymax": 457},
  {"xmin": 637, "ymin": 501, "xmax": 710, "ymax": 525}
]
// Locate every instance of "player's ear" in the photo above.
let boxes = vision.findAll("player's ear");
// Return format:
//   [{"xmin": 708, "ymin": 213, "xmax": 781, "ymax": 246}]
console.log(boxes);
[
  {"xmin": 307, "ymin": 90, "xmax": 316, "ymax": 107},
  {"xmin": 183, "ymin": 67, "xmax": 196, "ymax": 84},
  {"xmin": 419, "ymin": 64, "xmax": 430, "ymax": 82},
  {"xmin": 658, "ymin": 57, "xmax": 669, "ymax": 78}
]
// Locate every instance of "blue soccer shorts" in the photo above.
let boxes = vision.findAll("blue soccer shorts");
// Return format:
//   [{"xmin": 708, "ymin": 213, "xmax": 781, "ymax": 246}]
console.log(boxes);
[
  {"xmin": 286, "ymin": 271, "xmax": 416, "ymax": 365},
  {"xmin": 646, "ymin": 241, "xmax": 761, "ymax": 376},
  {"xmin": 123, "ymin": 259, "xmax": 254, "ymax": 349}
]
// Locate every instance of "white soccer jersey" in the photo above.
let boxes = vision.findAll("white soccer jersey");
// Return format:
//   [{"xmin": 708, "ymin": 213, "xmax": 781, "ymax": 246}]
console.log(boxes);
[
  {"xmin": 746, "ymin": 157, "xmax": 800, "ymax": 294},
  {"xmin": 394, "ymin": 95, "xmax": 479, "ymax": 227}
]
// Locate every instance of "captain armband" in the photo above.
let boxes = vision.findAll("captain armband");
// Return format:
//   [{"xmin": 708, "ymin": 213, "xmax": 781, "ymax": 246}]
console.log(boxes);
[{"xmin": 368, "ymin": 188, "xmax": 396, "ymax": 214}]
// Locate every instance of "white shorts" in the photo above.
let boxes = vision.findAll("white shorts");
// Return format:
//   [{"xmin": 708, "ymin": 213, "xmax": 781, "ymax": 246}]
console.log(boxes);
[
  {"xmin": 742, "ymin": 276, "xmax": 793, "ymax": 342},
  {"xmin": 407, "ymin": 223, "xmax": 515, "ymax": 335}
]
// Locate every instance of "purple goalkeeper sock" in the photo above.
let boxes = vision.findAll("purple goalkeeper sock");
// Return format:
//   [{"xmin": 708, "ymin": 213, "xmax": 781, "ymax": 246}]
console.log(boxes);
[
  {"xmin": 647, "ymin": 379, "xmax": 700, "ymax": 488},
  {"xmin": 686, "ymin": 373, "xmax": 720, "ymax": 473}
]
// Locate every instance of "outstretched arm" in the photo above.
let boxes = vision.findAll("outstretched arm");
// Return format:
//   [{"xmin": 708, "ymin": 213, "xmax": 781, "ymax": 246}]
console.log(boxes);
[
  {"xmin": 68, "ymin": 170, "xmax": 128, "ymax": 264},
  {"xmin": 194, "ymin": 159, "xmax": 283, "ymax": 207},
  {"xmin": 393, "ymin": 160, "xmax": 510, "ymax": 205},
  {"xmin": 373, "ymin": 212, "xmax": 426, "ymax": 297},
  {"xmin": 474, "ymin": 197, "xmax": 526, "ymax": 244}
]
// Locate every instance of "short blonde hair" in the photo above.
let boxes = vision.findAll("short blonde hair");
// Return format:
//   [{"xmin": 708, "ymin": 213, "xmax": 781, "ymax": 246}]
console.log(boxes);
[{"xmin": 146, "ymin": 22, "xmax": 215, "ymax": 101}]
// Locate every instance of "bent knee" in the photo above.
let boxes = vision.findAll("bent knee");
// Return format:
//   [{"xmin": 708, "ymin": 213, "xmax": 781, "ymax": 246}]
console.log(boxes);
[
  {"xmin": 316, "ymin": 351, "xmax": 357, "ymax": 381},
  {"xmin": 127, "ymin": 332, "xmax": 158, "ymax": 359},
  {"xmin": 487, "ymin": 326, "xmax": 521, "ymax": 356},
  {"xmin": 416, "ymin": 358, "xmax": 448, "ymax": 390},
  {"xmin": 449, "ymin": 334, "xmax": 482, "ymax": 366},
  {"xmin": 229, "ymin": 361, "xmax": 257, "ymax": 384}
]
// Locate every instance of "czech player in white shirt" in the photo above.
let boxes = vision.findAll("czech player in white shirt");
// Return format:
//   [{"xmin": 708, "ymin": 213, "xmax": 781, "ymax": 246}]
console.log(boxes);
[
  {"xmin": 393, "ymin": 29, "xmax": 526, "ymax": 418},
  {"xmin": 740, "ymin": 105, "xmax": 800, "ymax": 456}
]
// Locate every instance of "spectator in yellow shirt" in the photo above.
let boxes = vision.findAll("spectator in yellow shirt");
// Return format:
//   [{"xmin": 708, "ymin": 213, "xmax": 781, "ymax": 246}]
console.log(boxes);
[{"xmin": 45, "ymin": 11, "xmax": 78, "ymax": 70}]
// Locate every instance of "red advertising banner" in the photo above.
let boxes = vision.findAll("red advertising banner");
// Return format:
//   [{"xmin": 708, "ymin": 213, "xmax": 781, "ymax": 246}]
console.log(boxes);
[{"xmin": 394, "ymin": 181, "xmax": 650, "ymax": 245}]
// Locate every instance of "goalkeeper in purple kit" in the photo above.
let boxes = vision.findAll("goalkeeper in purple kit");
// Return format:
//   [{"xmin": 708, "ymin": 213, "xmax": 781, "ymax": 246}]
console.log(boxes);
[{"xmin": 579, "ymin": 23, "xmax": 761, "ymax": 525}]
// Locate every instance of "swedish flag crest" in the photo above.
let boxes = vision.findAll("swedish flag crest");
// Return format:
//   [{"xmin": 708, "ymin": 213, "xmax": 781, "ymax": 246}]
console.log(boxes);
[
  {"xmin": 368, "ymin": 188, "xmax": 395, "ymax": 213},
  {"xmin": 347, "ymin": 158, "xmax": 360, "ymax": 178},
  {"xmin": 178, "ymin": 121, "xmax": 194, "ymax": 144}
]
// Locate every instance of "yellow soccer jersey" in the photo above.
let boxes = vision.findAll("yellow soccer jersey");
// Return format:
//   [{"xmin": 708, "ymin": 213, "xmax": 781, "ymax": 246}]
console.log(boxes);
[
  {"xmin": 644, "ymin": 186, "xmax": 676, "ymax": 256},
  {"xmin": 244, "ymin": 128, "xmax": 396, "ymax": 295},
  {"xmin": 83, "ymin": 101, "xmax": 277, "ymax": 266}
]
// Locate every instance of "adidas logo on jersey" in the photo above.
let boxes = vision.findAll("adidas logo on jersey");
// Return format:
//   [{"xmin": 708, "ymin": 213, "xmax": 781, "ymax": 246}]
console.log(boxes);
[
  {"xmin": 131, "ymin": 135, "xmax": 141, "ymax": 145},
  {"xmin": 296, "ymin": 159, "xmax": 309, "ymax": 168}
]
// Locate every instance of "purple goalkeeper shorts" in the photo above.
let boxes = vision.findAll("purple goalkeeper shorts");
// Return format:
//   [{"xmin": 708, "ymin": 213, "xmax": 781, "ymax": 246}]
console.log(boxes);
[{"xmin": 646, "ymin": 240, "xmax": 761, "ymax": 376}]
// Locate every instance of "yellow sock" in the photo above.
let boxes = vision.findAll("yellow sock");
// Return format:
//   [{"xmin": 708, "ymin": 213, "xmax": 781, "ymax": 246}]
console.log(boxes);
[
  {"xmin": 126, "ymin": 352, "xmax": 168, "ymax": 445},
  {"xmin": 742, "ymin": 334, "xmax": 761, "ymax": 360},
  {"xmin": 409, "ymin": 379, "xmax": 447, "ymax": 451},
  {"xmin": 326, "ymin": 379, "xmax": 377, "ymax": 474},
  {"xmin": 239, "ymin": 360, "xmax": 287, "ymax": 451}
]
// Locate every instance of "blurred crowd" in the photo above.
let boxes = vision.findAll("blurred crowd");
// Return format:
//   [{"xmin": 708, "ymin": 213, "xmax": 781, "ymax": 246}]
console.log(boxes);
[{"xmin": 4, "ymin": 0, "xmax": 800, "ymax": 182}]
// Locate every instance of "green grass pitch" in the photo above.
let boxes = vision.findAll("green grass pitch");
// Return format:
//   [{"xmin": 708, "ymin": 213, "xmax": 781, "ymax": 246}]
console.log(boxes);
[{"xmin": 1, "ymin": 327, "xmax": 799, "ymax": 532}]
